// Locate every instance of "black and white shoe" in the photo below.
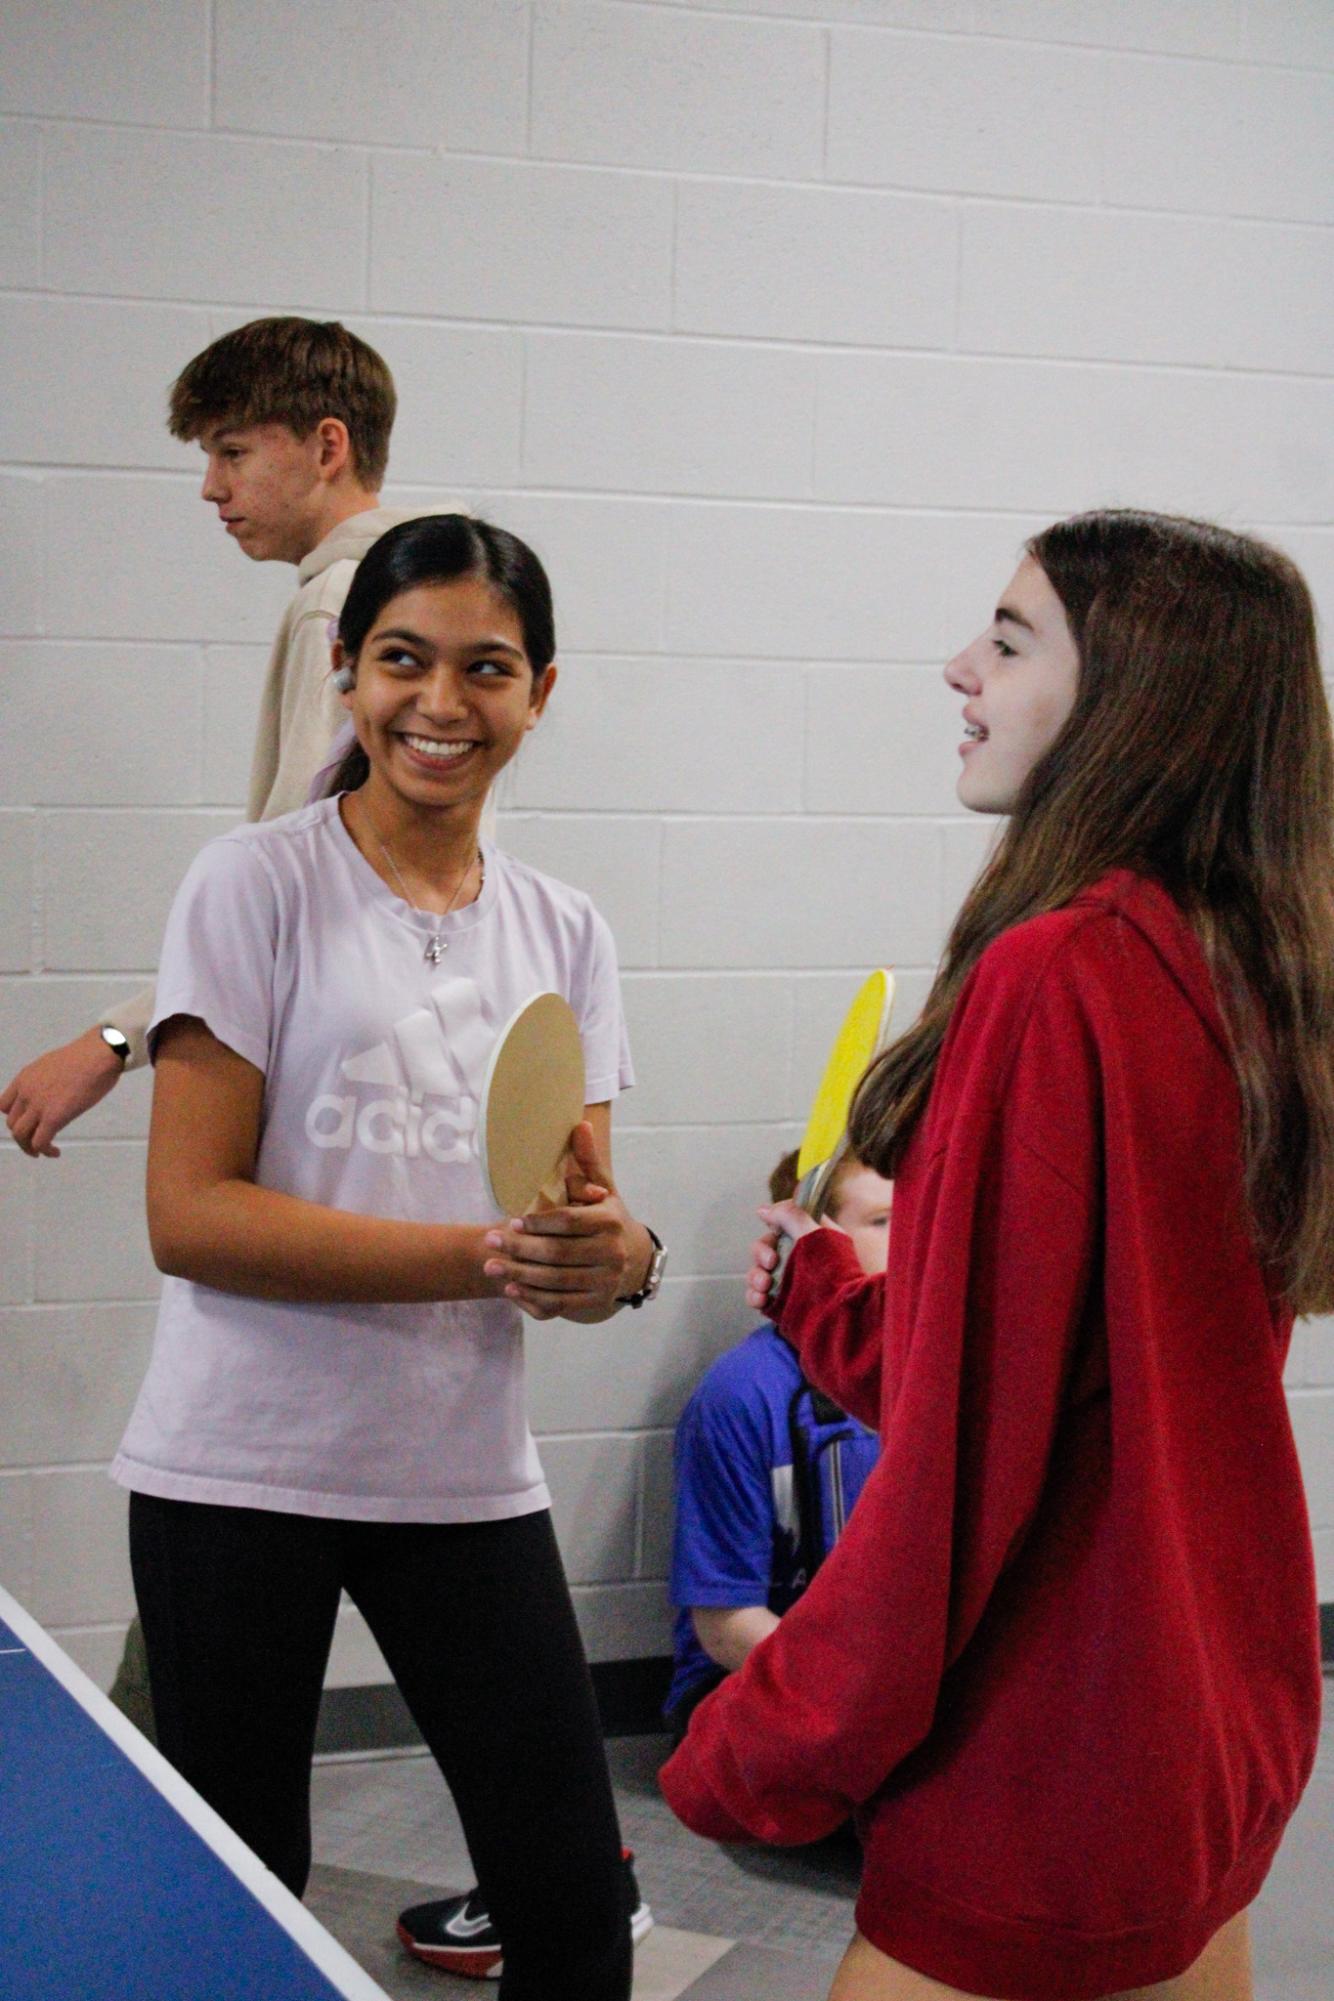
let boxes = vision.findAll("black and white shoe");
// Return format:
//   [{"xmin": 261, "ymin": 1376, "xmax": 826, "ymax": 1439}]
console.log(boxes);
[
  {"xmin": 397, "ymin": 1883, "xmax": 504, "ymax": 1979},
  {"xmin": 396, "ymin": 1848, "xmax": 653, "ymax": 1980}
]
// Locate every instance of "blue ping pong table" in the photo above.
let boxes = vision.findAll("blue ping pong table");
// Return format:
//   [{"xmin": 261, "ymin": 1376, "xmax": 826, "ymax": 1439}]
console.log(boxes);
[{"xmin": 0, "ymin": 1581, "xmax": 391, "ymax": 2001}]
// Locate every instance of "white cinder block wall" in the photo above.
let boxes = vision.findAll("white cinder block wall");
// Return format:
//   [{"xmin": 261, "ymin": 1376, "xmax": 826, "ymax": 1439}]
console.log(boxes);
[{"xmin": 1, "ymin": 0, "xmax": 1332, "ymax": 1694}]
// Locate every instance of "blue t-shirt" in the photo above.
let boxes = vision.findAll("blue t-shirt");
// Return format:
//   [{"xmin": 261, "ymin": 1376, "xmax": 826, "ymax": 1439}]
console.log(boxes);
[{"xmin": 666, "ymin": 1322, "xmax": 880, "ymax": 1717}]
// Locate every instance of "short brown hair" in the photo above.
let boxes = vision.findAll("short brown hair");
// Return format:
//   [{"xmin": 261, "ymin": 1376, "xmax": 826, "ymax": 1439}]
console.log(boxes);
[
  {"xmin": 769, "ymin": 1145, "xmax": 866, "ymax": 1213},
  {"xmin": 167, "ymin": 318, "xmax": 396, "ymax": 486}
]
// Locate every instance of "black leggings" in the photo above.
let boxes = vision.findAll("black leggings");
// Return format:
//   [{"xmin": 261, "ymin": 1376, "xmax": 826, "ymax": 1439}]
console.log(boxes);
[{"xmin": 129, "ymin": 1495, "xmax": 631, "ymax": 2001}]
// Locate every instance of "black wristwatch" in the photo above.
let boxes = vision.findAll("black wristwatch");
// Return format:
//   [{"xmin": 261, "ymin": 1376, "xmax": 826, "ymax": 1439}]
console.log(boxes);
[
  {"xmin": 98, "ymin": 1025, "xmax": 132, "ymax": 1066},
  {"xmin": 620, "ymin": 1227, "xmax": 667, "ymax": 1309}
]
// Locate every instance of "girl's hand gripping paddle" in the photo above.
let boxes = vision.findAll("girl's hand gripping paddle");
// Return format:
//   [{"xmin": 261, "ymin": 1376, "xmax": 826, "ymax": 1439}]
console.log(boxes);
[
  {"xmin": 794, "ymin": 969, "xmax": 896, "ymax": 1219},
  {"xmin": 478, "ymin": 992, "xmax": 586, "ymax": 1216}
]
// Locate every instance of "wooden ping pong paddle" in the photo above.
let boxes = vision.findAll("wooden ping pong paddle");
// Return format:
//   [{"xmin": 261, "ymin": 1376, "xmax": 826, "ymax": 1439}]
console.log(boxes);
[{"xmin": 477, "ymin": 992, "xmax": 586, "ymax": 1217}]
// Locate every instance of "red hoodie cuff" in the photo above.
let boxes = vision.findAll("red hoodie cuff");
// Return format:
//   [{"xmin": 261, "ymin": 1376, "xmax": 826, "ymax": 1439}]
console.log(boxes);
[
  {"xmin": 659, "ymin": 1733, "xmax": 755, "ymax": 1844},
  {"xmin": 773, "ymin": 1221, "xmax": 862, "ymax": 1325}
]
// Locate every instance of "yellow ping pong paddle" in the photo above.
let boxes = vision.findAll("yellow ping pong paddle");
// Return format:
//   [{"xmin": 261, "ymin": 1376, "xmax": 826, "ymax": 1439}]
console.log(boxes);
[
  {"xmin": 478, "ymin": 992, "xmax": 586, "ymax": 1216},
  {"xmin": 795, "ymin": 970, "xmax": 896, "ymax": 1219}
]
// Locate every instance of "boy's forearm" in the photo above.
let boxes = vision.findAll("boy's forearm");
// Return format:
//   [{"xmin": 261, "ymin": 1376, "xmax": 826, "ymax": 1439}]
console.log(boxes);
[
  {"xmin": 692, "ymin": 1605, "xmax": 781, "ymax": 1673},
  {"xmin": 150, "ymin": 1178, "xmax": 497, "ymax": 1304},
  {"xmin": 98, "ymin": 983, "xmax": 156, "ymax": 1072}
]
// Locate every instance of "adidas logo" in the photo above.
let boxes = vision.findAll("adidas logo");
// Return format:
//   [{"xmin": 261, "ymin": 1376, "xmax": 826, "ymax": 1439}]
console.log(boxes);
[{"xmin": 304, "ymin": 975, "xmax": 494, "ymax": 1165}]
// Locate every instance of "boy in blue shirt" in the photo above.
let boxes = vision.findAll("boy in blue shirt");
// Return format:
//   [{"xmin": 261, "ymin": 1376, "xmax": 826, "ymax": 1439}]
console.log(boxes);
[{"xmin": 666, "ymin": 1151, "xmax": 891, "ymax": 1742}]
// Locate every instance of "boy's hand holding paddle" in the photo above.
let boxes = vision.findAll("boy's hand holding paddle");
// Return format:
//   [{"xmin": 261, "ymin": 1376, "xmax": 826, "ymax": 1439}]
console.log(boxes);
[
  {"xmin": 748, "ymin": 969, "xmax": 896, "ymax": 1314},
  {"xmin": 746, "ymin": 1201, "xmax": 820, "ymax": 1312}
]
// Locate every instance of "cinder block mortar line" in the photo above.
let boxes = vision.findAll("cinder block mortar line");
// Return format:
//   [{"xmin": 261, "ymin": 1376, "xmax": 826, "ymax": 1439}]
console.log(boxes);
[
  {"xmin": 1093, "ymin": 37, "xmax": 1112, "ymax": 208},
  {"xmin": 568, "ymin": 1570, "xmax": 665, "ymax": 1588},
  {"xmin": 34, "ymin": 804, "xmax": 975, "ymax": 820},
  {"xmin": 5, "ymin": 303, "xmax": 1333, "ymax": 409},
  {"xmin": 24, "ymin": 810, "xmax": 40, "ymax": 976},
  {"xmin": 21, "ymin": 469, "xmax": 1332, "ymax": 519},
  {"xmin": 0, "ymin": 645, "xmax": 1038, "ymax": 666},
  {"xmin": 667, "ymin": 177, "xmax": 681, "ymax": 335},
  {"xmin": 546, "ymin": 659, "xmax": 952, "ymax": 673},
  {"xmin": 479, "ymin": 492, "xmax": 1333, "ymax": 524},
  {"xmin": 33, "ymin": 123, "xmax": 46, "ymax": 284},
  {"xmin": 949, "ymin": 199, "xmax": 964, "ymax": 350},
  {"xmin": 359, "ymin": 148, "xmax": 372, "ymax": 309},
  {"xmin": 800, "ymin": 667, "xmax": 814, "ymax": 812},
  {"xmin": 8, "ymin": 110, "xmax": 447, "ymax": 157},
  {"xmin": 0, "ymin": 465, "xmax": 216, "ymax": 483},
  {"xmin": 7, "ymin": 1457, "xmax": 119, "ymax": 1476},
  {"xmin": 44, "ymin": 1619, "xmax": 130, "ymax": 1637},
  {"xmin": 0, "ymin": 1299, "xmax": 153, "ymax": 1314},
  {"xmin": 805, "ymin": 310, "xmax": 819, "ymax": 498},
  {"xmin": 595, "ymin": 4, "xmax": 1333, "ymax": 76},
  {"xmin": 36, "ymin": 467, "xmax": 51, "ymax": 640},
  {"xmin": 235, "ymin": 300, "xmax": 1334, "ymax": 370},
  {"xmin": 612, "ymin": 1118, "xmax": 801, "ymax": 1135},
  {"xmin": 517, "ymin": 325, "xmax": 530, "ymax": 471},
  {"xmin": 6, "ymin": 0, "xmax": 1332, "ymax": 81},
  {"xmin": 3, "ymin": 334, "xmax": 1332, "ymax": 383},
  {"xmin": 34, "ymin": 198, "xmax": 1323, "ymax": 307},
  {"xmin": 504, "ymin": 805, "xmax": 1161, "ymax": 823},
  {"xmin": 11, "ymin": 112, "xmax": 1333, "ymax": 223},
  {"xmin": 537, "ymin": 1427, "xmax": 677, "ymax": 1443},
  {"xmin": 206, "ymin": 0, "xmax": 217, "ymax": 128},
  {"xmin": 651, "ymin": 814, "xmax": 667, "ymax": 969},
  {"xmin": 30, "ymin": 802, "xmax": 242, "ymax": 816},
  {"xmin": 616, "ymin": 965, "xmax": 941, "ymax": 979},
  {"xmin": 11, "ymin": 1138, "xmax": 152, "ymax": 1159},
  {"xmin": 0, "ymin": 633, "xmax": 232, "ymax": 653},
  {"xmin": 29, "ymin": 963, "xmax": 157, "ymax": 978}
]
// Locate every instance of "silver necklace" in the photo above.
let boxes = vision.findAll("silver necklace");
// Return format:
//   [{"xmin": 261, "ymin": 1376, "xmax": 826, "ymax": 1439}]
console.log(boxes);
[{"xmin": 375, "ymin": 834, "xmax": 481, "ymax": 963}]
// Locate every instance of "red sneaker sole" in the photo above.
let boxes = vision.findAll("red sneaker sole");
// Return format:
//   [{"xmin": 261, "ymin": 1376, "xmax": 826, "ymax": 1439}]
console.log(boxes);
[{"xmin": 395, "ymin": 1920, "xmax": 501, "ymax": 1978}]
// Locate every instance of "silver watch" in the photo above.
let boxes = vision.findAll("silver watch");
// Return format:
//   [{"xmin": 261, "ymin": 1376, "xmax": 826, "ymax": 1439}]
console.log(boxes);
[
  {"xmin": 621, "ymin": 1228, "xmax": 667, "ymax": 1309},
  {"xmin": 99, "ymin": 1025, "xmax": 132, "ymax": 1066}
]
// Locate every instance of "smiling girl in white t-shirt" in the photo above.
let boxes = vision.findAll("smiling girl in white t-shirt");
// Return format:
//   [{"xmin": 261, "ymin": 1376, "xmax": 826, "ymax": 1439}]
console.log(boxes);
[{"xmin": 114, "ymin": 515, "xmax": 660, "ymax": 2001}]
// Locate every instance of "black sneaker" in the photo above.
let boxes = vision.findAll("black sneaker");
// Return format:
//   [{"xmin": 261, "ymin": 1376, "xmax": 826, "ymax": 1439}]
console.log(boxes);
[{"xmin": 396, "ymin": 1848, "xmax": 652, "ymax": 1980}]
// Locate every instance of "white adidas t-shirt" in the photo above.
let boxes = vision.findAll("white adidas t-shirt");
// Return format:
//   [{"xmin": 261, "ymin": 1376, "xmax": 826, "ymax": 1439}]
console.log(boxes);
[{"xmin": 112, "ymin": 796, "xmax": 634, "ymax": 1523}]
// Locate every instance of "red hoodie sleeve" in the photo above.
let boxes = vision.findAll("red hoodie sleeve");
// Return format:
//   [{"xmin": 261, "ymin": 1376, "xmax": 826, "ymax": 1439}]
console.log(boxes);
[
  {"xmin": 772, "ymin": 1228, "xmax": 884, "ymax": 1427},
  {"xmin": 661, "ymin": 926, "xmax": 1103, "ymax": 1845}
]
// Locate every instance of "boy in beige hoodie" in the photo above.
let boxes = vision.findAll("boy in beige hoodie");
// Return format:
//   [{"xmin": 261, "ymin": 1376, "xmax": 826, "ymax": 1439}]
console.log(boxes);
[
  {"xmin": 1, "ymin": 318, "xmax": 463, "ymax": 1736},
  {"xmin": 3, "ymin": 316, "xmax": 464, "ymax": 1130}
]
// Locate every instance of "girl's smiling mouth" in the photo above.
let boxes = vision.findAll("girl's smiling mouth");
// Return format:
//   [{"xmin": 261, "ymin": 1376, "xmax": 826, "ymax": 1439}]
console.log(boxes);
[{"xmin": 397, "ymin": 732, "xmax": 481, "ymax": 768}]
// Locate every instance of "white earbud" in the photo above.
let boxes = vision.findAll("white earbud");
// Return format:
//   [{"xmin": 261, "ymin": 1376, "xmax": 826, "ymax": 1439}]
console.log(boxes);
[{"xmin": 331, "ymin": 664, "xmax": 355, "ymax": 692}]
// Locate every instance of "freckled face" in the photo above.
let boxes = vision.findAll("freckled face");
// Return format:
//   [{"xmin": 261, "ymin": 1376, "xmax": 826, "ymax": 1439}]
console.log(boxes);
[
  {"xmin": 335, "ymin": 577, "xmax": 554, "ymax": 818},
  {"xmin": 198, "ymin": 421, "xmax": 329, "ymax": 564},
  {"xmin": 944, "ymin": 557, "xmax": 1080, "ymax": 815},
  {"xmin": 827, "ymin": 1166, "xmax": 893, "ymax": 1277}
]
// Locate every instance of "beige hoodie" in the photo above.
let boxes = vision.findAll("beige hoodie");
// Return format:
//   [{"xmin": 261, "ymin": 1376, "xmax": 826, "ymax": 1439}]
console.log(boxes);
[{"xmin": 103, "ymin": 503, "xmax": 467, "ymax": 1065}]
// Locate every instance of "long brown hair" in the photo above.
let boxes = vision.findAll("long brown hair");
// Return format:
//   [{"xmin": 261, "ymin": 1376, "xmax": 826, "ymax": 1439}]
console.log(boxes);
[{"xmin": 849, "ymin": 509, "xmax": 1334, "ymax": 1312}]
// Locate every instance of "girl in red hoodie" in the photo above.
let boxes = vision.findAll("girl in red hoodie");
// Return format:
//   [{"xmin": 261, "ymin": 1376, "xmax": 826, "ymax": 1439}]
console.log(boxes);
[{"xmin": 660, "ymin": 512, "xmax": 1330, "ymax": 2001}]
